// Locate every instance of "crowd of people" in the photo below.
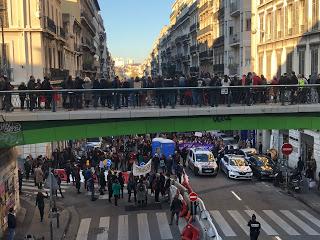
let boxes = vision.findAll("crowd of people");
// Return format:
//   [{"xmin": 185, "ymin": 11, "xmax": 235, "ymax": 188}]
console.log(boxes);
[{"xmin": 1, "ymin": 71, "xmax": 320, "ymax": 112}]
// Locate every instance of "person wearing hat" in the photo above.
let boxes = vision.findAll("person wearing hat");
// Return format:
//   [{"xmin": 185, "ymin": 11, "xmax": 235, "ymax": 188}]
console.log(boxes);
[
  {"xmin": 247, "ymin": 214, "xmax": 261, "ymax": 240},
  {"xmin": 7, "ymin": 207, "xmax": 16, "ymax": 240}
]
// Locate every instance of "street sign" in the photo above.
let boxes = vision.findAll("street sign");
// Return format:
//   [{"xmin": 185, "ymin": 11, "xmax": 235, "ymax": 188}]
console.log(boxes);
[
  {"xmin": 189, "ymin": 192, "xmax": 198, "ymax": 202},
  {"xmin": 281, "ymin": 143, "xmax": 293, "ymax": 155}
]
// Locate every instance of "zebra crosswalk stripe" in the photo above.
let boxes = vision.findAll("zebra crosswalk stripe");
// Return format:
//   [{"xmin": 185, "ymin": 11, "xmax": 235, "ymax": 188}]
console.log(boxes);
[
  {"xmin": 280, "ymin": 210, "xmax": 319, "ymax": 235},
  {"xmin": 137, "ymin": 213, "xmax": 151, "ymax": 240},
  {"xmin": 228, "ymin": 210, "xmax": 249, "ymax": 236},
  {"xmin": 156, "ymin": 212, "xmax": 173, "ymax": 240},
  {"xmin": 210, "ymin": 210, "xmax": 236, "ymax": 237},
  {"xmin": 97, "ymin": 217, "xmax": 110, "ymax": 240},
  {"xmin": 118, "ymin": 215, "xmax": 129, "ymax": 240},
  {"xmin": 244, "ymin": 210, "xmax": 278, "ymax": 236},
  {"xmin": 263, "ymin": 210, "xmax": 300, "ymax": 235},
  {"xmin": 76, "ymin": 218, "xmax": 91, "ymax": 240},
  {"xmin": 297, "ymin": 210, "xmax": 320, "ymax": 228}
]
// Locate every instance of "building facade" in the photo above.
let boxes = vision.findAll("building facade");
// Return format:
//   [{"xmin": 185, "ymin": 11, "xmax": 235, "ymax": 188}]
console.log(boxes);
[
  {"xmin": 224, "ymin": 0, "xmax": 251, "ymax": 76},
  {"xmin": 251, "ymin": 0, "xmax": 320, "ymax": 80},
  {"xmin": 0, "ymin": 0, "xmax": 112, "ymax": 84}
]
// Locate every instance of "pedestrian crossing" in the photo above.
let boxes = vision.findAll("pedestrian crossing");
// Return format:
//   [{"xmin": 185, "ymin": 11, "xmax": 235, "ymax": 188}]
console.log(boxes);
[
  {"xmin": 21, "ymin": 179, "xmax": 70, "ymax": 197},
  {"xmin": 74, "ymin": 209, "xmax": 320, "ymax": 239}
]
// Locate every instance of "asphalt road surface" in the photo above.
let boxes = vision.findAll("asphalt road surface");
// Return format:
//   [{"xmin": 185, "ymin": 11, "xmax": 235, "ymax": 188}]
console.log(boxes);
[{"xmin": 187, "ymin": 167, "xmax": 320, "ymax": 240}]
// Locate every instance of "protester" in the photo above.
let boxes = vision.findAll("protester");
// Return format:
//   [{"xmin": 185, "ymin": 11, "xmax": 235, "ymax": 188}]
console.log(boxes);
[
  {"xmin": 169, "ymin": 194, "xmax": 182, "ymax": 225},
  {"xmin": 36, "ymin": 191, "xmax": 48, "ymax": 222},
  {"xmin": 112, "ymin": 178, "xmax": 121, "ymax": 206},
  {"xmin": 7, "ymin": 207, "xmax": 16, "ymax": 240}
]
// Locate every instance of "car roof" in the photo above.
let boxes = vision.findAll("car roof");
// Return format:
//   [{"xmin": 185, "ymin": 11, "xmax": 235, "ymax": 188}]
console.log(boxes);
[
  {"xmin": 225, "ymin": 154, "xmax": 246, "ymax": 159},
  {"xmin": 241, "ymin": 148, "xmax": 256, "ymax": 153},
  {"xmin": 190, "ymin": 148, "xmax": 212, "ymax": 154}
]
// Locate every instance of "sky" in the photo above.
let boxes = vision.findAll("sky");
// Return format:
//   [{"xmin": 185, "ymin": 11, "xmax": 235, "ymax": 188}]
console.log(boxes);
[{"xmin": 99, "ymin": 0, "xmax": 175, "ymax": 63}]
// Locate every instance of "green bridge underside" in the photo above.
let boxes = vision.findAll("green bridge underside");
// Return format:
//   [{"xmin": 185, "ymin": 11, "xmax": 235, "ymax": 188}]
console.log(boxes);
[{"xmin": 2, "ymin": 114, "xmax": 320, "ymax": 148}]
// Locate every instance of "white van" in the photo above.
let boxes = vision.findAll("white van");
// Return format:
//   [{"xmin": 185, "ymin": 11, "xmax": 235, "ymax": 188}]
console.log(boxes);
[{"xmin": 187, "ymin": 148, "xmax": 218, "ymax": 176}]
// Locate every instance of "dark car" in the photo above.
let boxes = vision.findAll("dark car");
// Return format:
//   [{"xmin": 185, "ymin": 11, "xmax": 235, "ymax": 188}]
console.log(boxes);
[{"xmin": 247, "ymin": 155, "xmax": 275, "ymax": 180}]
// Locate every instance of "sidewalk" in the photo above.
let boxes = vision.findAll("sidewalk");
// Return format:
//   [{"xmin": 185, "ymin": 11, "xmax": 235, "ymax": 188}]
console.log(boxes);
[
  {"xmin": 288, "ymin": 178, "xmax": 320, "ymax": 215},
  {"xmin": 16, "ymin": 196, "xmax": 71, "ymax": 240}
]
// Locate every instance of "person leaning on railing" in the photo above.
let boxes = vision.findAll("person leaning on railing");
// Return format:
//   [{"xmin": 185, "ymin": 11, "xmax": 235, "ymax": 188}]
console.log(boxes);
[{"xmin": 18, "ymin": 82, "xmax": 27, "ymax": 110}]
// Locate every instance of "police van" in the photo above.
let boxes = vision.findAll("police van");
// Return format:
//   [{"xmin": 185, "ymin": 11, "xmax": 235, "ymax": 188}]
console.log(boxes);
[{"xmin": 187, "ymin": 148, "xmax": 218, "ymax": 176}]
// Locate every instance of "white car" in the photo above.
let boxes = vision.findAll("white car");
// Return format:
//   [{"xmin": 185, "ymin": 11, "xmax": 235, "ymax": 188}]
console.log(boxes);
[
  {"xmin": 187, "ymin": 148, "xmax": 218, "ymax": 176},
  {"xmin": 85, "ymin": 137, "xmax": 102, "ymax": 149},
  {"xmin": 220, "ymin": 154, "xmax": 253, "ymax": 180}
]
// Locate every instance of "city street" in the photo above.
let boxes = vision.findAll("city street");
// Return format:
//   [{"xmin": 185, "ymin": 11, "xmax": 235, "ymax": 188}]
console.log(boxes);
[
  {"xmin": 188, "ymin": 168, "xmax": 320, "ymax": 240},
  {"xmin": 17, "ymin": 167, "xmax": 320, "ymax": 240}
]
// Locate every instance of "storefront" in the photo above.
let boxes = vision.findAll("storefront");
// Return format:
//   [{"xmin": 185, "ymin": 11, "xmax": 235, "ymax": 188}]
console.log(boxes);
[{"xmin": 0, "ymin": 149, "xmax": 19, "ymax": 237}]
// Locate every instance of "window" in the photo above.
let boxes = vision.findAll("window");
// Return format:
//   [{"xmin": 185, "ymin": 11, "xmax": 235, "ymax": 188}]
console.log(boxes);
[
  {"xmin": 286, "ymin": 51, "xmax": 293, "ymax": 74},
  {"xmin": 298, "ymin": 48, "xmax": 305, "ymax": 75},
  {"xmin": 246, "ymin": 18, "xmax": 251, "ymax": 31},
  {"xmin": 312, "ymin": 0, "xmax": 319, "ymax": 30},
  {"xmin": 287, "ymin": 4, "xmax": 293, "ymax": 35},
  {"xmin": 311, "ymin": 47, "xmax": 319, "ymax": 74},
  {"xmin": 259, "ymin": 14, "xmax": 264, "ymax": 42},
  {"xmin": 266, "ymin": 52, "xmax": 272, "ymax": 80},
  {"xmin": 300, "ymin": 0, "xmax": 306, "ymax": 33},
  {"xmin": 0, "ymin": 0, "xmax": 8, "ymax": 27},
  {"xmin": 276, "ymin": 50, "xmax": 282, "ymax": 79},
  {"xmin": 258, "ymin": 53, "xmax": 264, "ymax": 75},
  {"xmin": 266, "ymin": 12, "xmax": 272, "ymax": 40}
]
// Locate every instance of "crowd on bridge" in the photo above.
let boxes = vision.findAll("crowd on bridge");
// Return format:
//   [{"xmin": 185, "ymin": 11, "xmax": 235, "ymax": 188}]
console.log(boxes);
[{"xmin": 1, "ymin": 72, "xmax": 320, "ymax": 112}]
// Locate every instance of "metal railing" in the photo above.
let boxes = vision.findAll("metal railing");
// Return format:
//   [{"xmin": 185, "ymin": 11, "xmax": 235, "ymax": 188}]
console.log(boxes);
[{"xmin": 0, "ymin": 84, "xmax": 319, "ymax": 112}]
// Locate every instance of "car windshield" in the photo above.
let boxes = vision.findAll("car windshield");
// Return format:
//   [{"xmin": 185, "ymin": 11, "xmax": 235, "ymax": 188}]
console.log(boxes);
[
  {"xmin": 196, "ymin": 154, "xmax": 210, "ymax": 162},
  {"xmin": 230, "ymin": 158, "xmax": 248, "ymax": 167},
  {"xmin": 256, "ymin": 156, "xmax": 272, "ymax": 167}
]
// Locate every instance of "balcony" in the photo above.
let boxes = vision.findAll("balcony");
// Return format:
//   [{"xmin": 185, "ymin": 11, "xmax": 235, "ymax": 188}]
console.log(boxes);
[
  {"xmin": 50, "ymin": 68, "xmax": 69, "ymax": 80},
  {"xmin": 198, "ymin": 24, "xmax": 213, "ymax": 37},
  {"xmin": 175, "ymin": 35, "xmax": 189, "ymax": 44},
  {"xmin": 45, "ymin": 17, "xmax": 56, "ymax": 34},
  {"xmin": 229, "ymin": 33, "xmax": 240, "ymax": 46},
  {"xmin": 199, "ymin": 1, "xmax": 212, "ymax": 14},
  {"xmin": 81, "ymin": 11, "xmax": 96, "ymax": 35},
  {"xmin": 230, "ymin": 1, "xmax": 240, "ymax": 16}
]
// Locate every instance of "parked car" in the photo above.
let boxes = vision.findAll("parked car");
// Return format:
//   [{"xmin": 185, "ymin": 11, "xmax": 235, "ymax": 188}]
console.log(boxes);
[
  {"xmin": 237, "ymin": 148, "xmax": 257, "ymax": 160},
  {"xmin": 247, "ymin": 155, "xmax": 275, "ymax": 180},
  {"xmin": 187, "ymin": 148, "xmax": 218, "ymax": 176},
  {"xmin": 220, "ymin": 154, "xmax": 253, "ymax": 180}
]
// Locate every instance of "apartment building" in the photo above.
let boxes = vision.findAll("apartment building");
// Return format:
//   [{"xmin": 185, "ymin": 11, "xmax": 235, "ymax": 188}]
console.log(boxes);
[
  {"xmin": 224, "ymin": 0, "xmax": 251, "ymax": 76},
  {"xmin": 251, "ymin": 0, "xmax": 320, "ymax": 80},
  {"xmin": 0, "ymin": 0, "xmax": 68, "ymax": 84},
  {"xmin": 212, "ymin": 0, "xmax": 225, "ymax": 75},
  {"xmin": 197, "ymin": 0, "xmax": 214, "ymax": 75},
  {"xmin": 189, "ymin": 0, "xmax": 200, "ymax": 75}
]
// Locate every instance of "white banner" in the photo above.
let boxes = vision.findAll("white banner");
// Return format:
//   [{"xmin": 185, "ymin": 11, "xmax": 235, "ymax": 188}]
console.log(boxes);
[{"xmin": 133, "ymin": 160, "xmax": 152, "ymax": 176}]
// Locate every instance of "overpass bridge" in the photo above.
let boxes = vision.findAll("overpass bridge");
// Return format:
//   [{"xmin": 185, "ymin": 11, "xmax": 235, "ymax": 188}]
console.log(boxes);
[{"xmin": 0, "ymin": 85, "xmax": 320, "ymax": 147}]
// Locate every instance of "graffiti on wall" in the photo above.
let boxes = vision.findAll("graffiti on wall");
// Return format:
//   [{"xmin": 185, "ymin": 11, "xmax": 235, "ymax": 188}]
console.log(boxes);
[{"xmin": 0, "ymin": 122, "xmax": 23, "ymax": 147}]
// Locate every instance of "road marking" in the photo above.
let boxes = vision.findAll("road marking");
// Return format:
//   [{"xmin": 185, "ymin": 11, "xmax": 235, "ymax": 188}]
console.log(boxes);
[
  {"xmin": 137, "ymin": 213, "xmax": 151, "ymax": 240},
  {"xmin": 297, "ymin": 210, "xmax": 320, "ymax": 228},
  {"xmin": 280, "ymin": 210, "xmax": 319, "ymax": 235},
  {"xmin": 97, "ymin": 217, "xmax": 110, "ymax": 240},
  {"xmin": 210, "ymin": 210, "xmax": 236, "ymax": 236},
  {"xmin": 231, "ymin": 191, "xmax": 242, "ymax": 201},
  {"xmin": 76, "ymin": 218, "xmax": 91, "ymax": 240},
  {"xmin": 228, "ymin": 210, "xmax": 249, "ymax": 235},
  {"xmin": 118, "ymin": 215, "xmax": 129, "ymax": 240},
  {"xmin": 244, "ymin": 210, "xmax": 278, "ymax": 235},
  {"xmin": 156, "ymin": 212, "xmax": 173, "ymax": 239},
  {"xmin": 263, "ymin": 210, "xmax": 300, "ymax": 235},
  {"xmin": 275, "ymin": 236, "xmax": 282, "ymax": 240}
]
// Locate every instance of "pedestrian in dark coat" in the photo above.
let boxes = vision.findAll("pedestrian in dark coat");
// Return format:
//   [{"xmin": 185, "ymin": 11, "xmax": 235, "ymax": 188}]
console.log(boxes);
[
  {"xmin": 169, "ymin": 194, "xmax": 182, "ymax": 225},
  {"xmin": 247, "ymin": 214, "xmax": 261, "ymax": 240},
  {"xmin": 99, "ymin": 170, "xmax": 106, "ymax": 195},
  {"xmin": 36, "ymin": 191, "xmax": 48, "ymax": 222},
  {"xmin": 7, "ymin": 207, "xmax": 16, "ymax": 240}
]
